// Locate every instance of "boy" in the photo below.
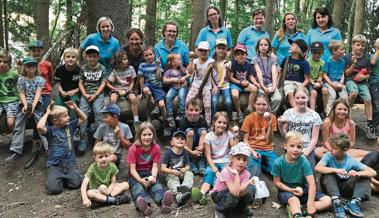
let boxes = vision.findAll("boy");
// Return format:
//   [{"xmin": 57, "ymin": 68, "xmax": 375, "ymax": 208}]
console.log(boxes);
[
  {"xmin": 161, "ymin": 130, "xmax": 194, "ymax": 206},
  {"xmin": 81, "ymin": 142, "xmax": 130, "ymax": 209},
  {"xmin": 344, "ymin": 34, "xmax": 374, "ymax": 139},
  {"xmin": 0, "ymin": 50, "xmax": 19, "ymax": 131},
  {"xmin": 273, "ymin": 131, "xmax": 331, "ymax": 218},
  {"xmin": 316, "ymin": 134, "xmax": 377, "ymax": 218},
  {"xmin": 323, "ymin": 40, "xmax": 348, "ymax": 114},
  {"xmin": 78, "ymin": 45, "xmax": 106, "ymax": 152},
  {"xmin": 94, "ymin": 103, "xmax": 133, "ymax": 167},
  {"xmin": 307, "ymin": 42, "xmax": 328, "ymax": 117},
  {"xmin": 370, "ymin": 38, "xmax": 379, "ymax": 136},
  {"xmin": 37, "ymin": 101, "xmax": 87, "ymax": 195},
  {"xmin": 178, "ymin": 98, "xmax": 208, "ymax": 175},
  {"xmin": 280, "ymin": 39, "xmax": 310, "ymax": 108}
]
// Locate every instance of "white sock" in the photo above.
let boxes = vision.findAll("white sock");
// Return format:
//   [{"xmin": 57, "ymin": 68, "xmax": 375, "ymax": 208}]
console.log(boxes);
[{"xmin": 133, "ymin": 116, "xmax": 139, "ymax": 122}]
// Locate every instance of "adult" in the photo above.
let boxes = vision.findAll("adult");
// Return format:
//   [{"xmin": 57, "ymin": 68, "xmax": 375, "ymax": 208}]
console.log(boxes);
[
  {"xmin": 79, "ymin": 17, "xmax": 120, "ymax": 76},
  {"xmin": 272, "ymin": 13, "xmax": 306, "ymax": 66},
  {"xmin": 237, "ymin": 9, "xmax": 270, "ymax": 61},
  {"xmin": 154, "ymin": 22, "xmax": 190, "ymax": 69},
  {"xmin": 195, "ymin": 6, "xmax": 232, "ymax": 58},
  {"xmin": 305, "ymin": 7, "xmax": 342, "ymax": 62},
  {"xmin": 122, "ymin": 28, "xmax": 145, "ymax": 73}
]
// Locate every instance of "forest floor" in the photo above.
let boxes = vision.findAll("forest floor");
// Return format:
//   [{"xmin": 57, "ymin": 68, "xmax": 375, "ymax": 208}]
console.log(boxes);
[{"xmin": 0, "ymin": 105, "xmax": 378, "ymax": 218}]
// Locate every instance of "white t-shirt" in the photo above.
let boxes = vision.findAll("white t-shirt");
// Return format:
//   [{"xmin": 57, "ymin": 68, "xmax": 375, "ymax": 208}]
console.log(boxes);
[
  {"xmin": 204, "ymin": 130, "xmax": 234, "ymax": 164},
  {"xmin": 192, "ymin": 58, "xmax": 214, "ymax": 89}
]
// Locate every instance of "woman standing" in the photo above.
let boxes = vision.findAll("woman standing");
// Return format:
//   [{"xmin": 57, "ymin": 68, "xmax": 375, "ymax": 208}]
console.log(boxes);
[{"xmin": 122, "ymin": 28, "xmax": 145, "ymax": 73}]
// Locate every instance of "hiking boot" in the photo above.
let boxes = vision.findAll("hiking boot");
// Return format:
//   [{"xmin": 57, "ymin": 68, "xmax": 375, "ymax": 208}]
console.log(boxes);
[
  {"xmin": 133, "ymin": 121, "xmax": 140, "ymax": 133},
  {"xmin": 115, "ymin": 192, "xmax": 131, "ymax": 205},
  {"xmin": 161, "ymin": 190, "xmax": 174, "ymax": 213},
  {"xmin": 238, "ymin": 112, "xmax": 244, "ymax": 124},
  {"xmin": 151, "ymin": 106, "xmax": 160, "ymax": 116},
  {"xmin": 163, "ymin": 125, "xmax": 172, "ymax": 137},
  {"xmin": 177, "ymin": 185, "xmax": 191, "ymax": 194},
  {"xmin": 364, "ymin": 125, "xmax": 376, "ymax": 140},
  {"xmin": 73, "ymin": 128, "xmax": 81, "ymax": 143},
  {"xmin": 176, "ymin": 192, "xmax": 191, "ymax": 206},
  {"xmin": 332, "ymin": 199, "xmax": 346, "ymax": 218},
  {"xmin": 175, "ymin": 114, "xmax": 185, "ymax": 122},
  {"xmin": 78, "ymin": 140, "xmax": 87, "ymax": 152},
  {"xmin": 136, "ymin": 197, "xmax": 152, "ymax": 216},
  {"xmin": 241, "ymin": 206, "xmax": 253, "ymax": 217},
  {"xmin": 344, "ymin": 199, "xmax": 364, "ymax": 217},
  {"xmin": 191, "ymin": 187, "xmax": 208, "ymax": 205},
  {"xmin": 3, "ymin": 152, "xmax": 20, "ymax": 164}
]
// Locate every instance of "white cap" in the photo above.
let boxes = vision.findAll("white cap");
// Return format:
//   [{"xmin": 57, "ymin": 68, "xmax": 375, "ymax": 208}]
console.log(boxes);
[
  {"xmin": 85, "ymin": 45, "xmax": 100, "ymax": 54},
  {"xmin": 197, "ymin": 41, "xmax": 210, "ymax": 50}
]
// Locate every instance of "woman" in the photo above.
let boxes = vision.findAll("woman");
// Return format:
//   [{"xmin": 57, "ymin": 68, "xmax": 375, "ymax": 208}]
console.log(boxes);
[
  {"xmin": 272, "ymin": 13, "xmax": 306, "ymax": 66},
  {"xmin": 79, "ymin": 17, "xmax": 120, "ymax": 76},
  {"xmin": 122, "ymin": 28, "xmax": 145, "ymax": 73},
  {"xmin": 237, "ymin": 9, "xmax": 270, "ymax": 61},
  {"xmin": 195, "ymin": 6, "xmax": 232, "ymax": 57},
  {"xmin": 154, "ymin": 22, "xmax": 190, "ymax": 69},
  {"xmin": 306, "ymin": 7, "xmax": 342, "ymax": 62}
]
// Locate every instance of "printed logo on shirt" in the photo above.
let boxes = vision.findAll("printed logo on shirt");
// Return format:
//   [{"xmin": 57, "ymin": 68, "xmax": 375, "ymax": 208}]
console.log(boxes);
[{"xmin": 84, "ymin": 70, "xmax": 102, "ymax": 81}]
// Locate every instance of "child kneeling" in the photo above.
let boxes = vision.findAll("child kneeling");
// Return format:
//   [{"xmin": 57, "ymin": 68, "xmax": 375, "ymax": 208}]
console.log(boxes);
[{"xmin": 81, "ymin": 142, "xmax": 130, "ymax": 209}]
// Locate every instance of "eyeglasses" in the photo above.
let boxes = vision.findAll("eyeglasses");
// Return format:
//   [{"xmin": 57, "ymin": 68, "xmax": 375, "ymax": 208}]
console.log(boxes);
[
  {"xmin": 208, "ymin": 13, "xmax": 218, "ymax": 17},
  {"xmin": 166, "ymin": 30, "xmax": 177, "ymax": 33}
]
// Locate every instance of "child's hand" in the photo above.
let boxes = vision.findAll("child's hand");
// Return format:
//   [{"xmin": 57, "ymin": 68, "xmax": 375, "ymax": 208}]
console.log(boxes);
[
  {"xmin": 241, "ymin": 80, "xmax": 249, "ymax": 88},
  {"xmin": 212, "ymin": 87, "xmax": 218, "ymax": 95},
  {"xmin": 61, "ymin": 91, "xmax": 68, "ymax": 97},
  {"xmin": 114, "ymin": 125, "xmax": 121, "ymax": 138},
  {"xmin": 172, "ymin": 169, "xmax": 181, "ymax": 176},
  {"xmin": 191, "ymin": 149, "xmax": 202, "ymax": 157},
  {"xmin": 64, "ymin": 100, "xmax": 77, "ymax": 110},
  {"xmin": 83, "ymin": 198, "xmax": 91, "ymax": 208},
  {"xmin": 141, "ymin": 177, "xmax": 150, "ymax": 188},
  {"xmin": 66, "ymin": 90, "xmax": 75, "ymax": 97},
  {"xmin": 351, "ymin": 55, "xmax": 358, "ymax": 65},
  {"xmin": 348, "ymin": 170, "xmax": 360, "ymax": 177},
  {"xmin": 306, "ymin": 204, "xmax": 316, "ymax": 216},
  {"xmin": 292, "ymin": 187, "xmax": 303, "ymax": 196},
  {"xmin": 179, "ymin": 167, "xmax": 187, "ymax": 174},
  {"xmin": 22, "ymin": 104, "xmax": 28, "ymax": 114},
  {"xmin": 84, "ymin": 94, "xmax": 91, "ymax": 101},
  {"xmin": 277, "ymin": 116, "xmax": 287, "ymax": 124},
  {"xmin": 88, "ymin": 95, "xmax": 96, "ymax": 102},
  {"xmin": 335, "ymin": 168, "xmax": 347, "ymax": 175},
  {"xmin": 228, "ymin": 167, "xmax": 238, "ymax": 175},
  {"xmin": 98, "ymin": 184, "xmax": 109, "ymax": 195},
  {"xmin": 252, "ymin": 151, "xmax": 261, "ymax": 160},
  {"xmin": 156, "ymin": 58, "xmax": 161, "ymax": 66},
  {"xmin": 147, "ymin": 176, "xmax": 156, "ymax": 183},
  {"xmin": 215, "ymin": 171, "xmax": 221, "ymax": 179}
]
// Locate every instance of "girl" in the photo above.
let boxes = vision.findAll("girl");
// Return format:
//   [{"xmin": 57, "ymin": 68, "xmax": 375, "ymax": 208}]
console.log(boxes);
[
  {"xmin": 4, "ymin": 56, "xmax": 48, "ymax": 163},
  {"xmin": 163, "ymin": 53, "xmax": 190, "ymax": 126},
  {"xmin": 210, "ymin": 38, "xmax": 233, "ymax": 120},
  {"xmin": 252, "ymin": 38, "xmax": 282, "ymax": 114},
  {"xmin": 192, "ymin": 112, "xmax": 236, "ymax": 205},
  {"xmin": 277, "ymin": 87, "xmax": 322, "ymax": 170},
  {"xmin": 126, "ymin": 122, "xmax": 173, "ymax": 216},
  {"xmin": 241, "ymin": 93, "xmax": 277, "ymax": 177},
  {"xmin": 186, "ymin": 41, "xmax": 213, "ymax": 125},
  {"xmin": 107, "ymin": 50, "xmax": 139, "ymax": 128}
]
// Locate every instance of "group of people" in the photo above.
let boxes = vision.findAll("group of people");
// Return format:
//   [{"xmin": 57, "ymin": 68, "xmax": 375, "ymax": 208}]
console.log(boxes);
[{"xmin": 0, "ymin": 4, "xmax": 379, "ymax": 218}]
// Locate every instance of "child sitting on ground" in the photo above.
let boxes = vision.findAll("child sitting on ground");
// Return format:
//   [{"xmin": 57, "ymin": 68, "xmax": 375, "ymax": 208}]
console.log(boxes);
[
  {"xmin": 161, "ymin": 130, "xmax": 194, "ymax": 206},
  {"xmin": 273, "ymin": 131, "xmax": 331, "ymax": 218},
  {"xmin": 81, "ymin": 142, "xmax": 131, "ymax": 209}
]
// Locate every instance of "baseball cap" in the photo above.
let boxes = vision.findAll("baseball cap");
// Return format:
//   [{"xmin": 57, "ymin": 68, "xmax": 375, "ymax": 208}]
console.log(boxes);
[
  {"xmin": 197, "ymin": 41, "xmax": 210, "ymax": 50},
  {"xmin": 172, "ymin": 130, "xmax": 186, "ymax": 139},
  {"xmin": 85, "ymin": 45, "xmax": 100, "ymax": 54},
  {"xmin": 229, "ymin": 142, "xmax": 251, "ymax": 157},
  {"xmin": 288, "ymin": 39, "xmax": 308, "ymax": 55},
  {"xmin": 215, "ymin": 38, "xmax": 227, "ymax": 46},
  {"xmin": 234, "ymin": 44, "xmax": 247, "ymax": 53},
  {"xmin": 28, "ymin": 40, "xmax": 44, "ymax": 49},
  {"xmin": 101, "ymin": 103, "xmax": 121, "ymax": 117},
  {"xmin": 310, "ymin": 42, "xmax": 324, "ymax": 51},
  {"xmin": 22, "ymin": 56, "xmax": 38, "ymax": 65}
]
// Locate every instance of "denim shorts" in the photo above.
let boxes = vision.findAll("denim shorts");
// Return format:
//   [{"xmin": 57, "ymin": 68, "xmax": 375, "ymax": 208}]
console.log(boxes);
[
  {"xmin": 278, "ymin": 188, "xmax": 326, "ymax": 205},
  {"xmin": 145, "ymin": 83, "xmax": 166, "ymax": 102}
]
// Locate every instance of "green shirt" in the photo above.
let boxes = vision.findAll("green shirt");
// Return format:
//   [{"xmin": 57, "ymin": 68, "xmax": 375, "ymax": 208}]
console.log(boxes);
[
  {"xmin": 85, "ymin": 162, "xmax": 119, "ymax": 190},
  {"xmin": 307, "ymin": 58, "xmax": 324, "ymax": 82},
  {"xmin": 0, "ymin": 69, "xmax": 19, "ymax": 103},
  {"xmin": 80, "ymin": 63, "xmax": 106, "ymax": 95}
]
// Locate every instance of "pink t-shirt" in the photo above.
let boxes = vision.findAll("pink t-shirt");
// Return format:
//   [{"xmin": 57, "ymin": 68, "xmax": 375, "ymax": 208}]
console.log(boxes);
[
  {"xmin": 212, "ymin": 167, "xmax": 250, "ymax": 193},
  {"xmin": 126, "ymin": 143, "xmax": 161, "ymax": 172}
]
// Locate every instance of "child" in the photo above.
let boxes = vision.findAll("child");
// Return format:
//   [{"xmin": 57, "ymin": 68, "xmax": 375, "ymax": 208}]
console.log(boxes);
[
  {"xmin": 163, "ymin": 53, "xmax": 190, "ymax": 127},
  {"xmin": 211, "ymin": 142, "xmax": 256, "ymax": 218},
  {"xmin": 161, "ymin": 131, "xmax": 194, "ymax": 206},
  {"xmin": 370, "ymin": 38, "xmax": 379, "ymax": 135},
  {"xmin": 252, "ymin": 38, "xmax": 282, "ymax": 114},
  {"xmin": 192, "ymin": 112, "xmax": 236, "ymax": 205},
  {"xmin": 78, "ymin": 45, "xmax": 106, "ymax": 152},
  {"xmin": 344, "ymin": 34, "xmax": 374, "ymax": 139},
  {"xmin": 316, "ymin": 134, "xmax": 377, "ymax": 218},
  {"xmin": 178, "ymin": 98, "xmax": 208, "ymax": 175},
  {"xmin": 54, "ymin": 47, "xmax": 81, "ymax": 119},
  {"xmin": 307, "ymin": 42, "xmax": 328, "ymax": 116},
  {"xmin": 241, "ymin": 93, "xmax": 277, "ymax": 177},
  {"xmin": 138, "ymin": 46, "xmax": 170, "ymax": 136},
  {"xmin": 323, "ymin": 40, "xmax": 348, "ymax": 115},
  {"xmin": 3, "ymin": 56, "xmax": 48, "ymax": 163},
  {"xmin": 280, "ymin": 39, "xmax": 310, "ymax": 108},
  {"xmin": 210, "ymin": 38, "xmax": 233, "ymax": 120},
  {"xmin": 94, "ymin": 103, "xmax": 133, "ymax": 167},
  {"xmin": 36, "ymin": 101, "xmax": 87, "ymax": 195},
  {"xmin": 127, "ymin": 122, "xmax": 173, "ymax": 216},
  {"xmin": 229, "ymin": 44, "xmax": 258, "ymax": 123},
  {"xmin": 81, "ymin": 142, "xmax": 131, "ymax": 209},
  {"xmin": 273, "ymin": 131, "xmax": 331, "ymax": 218},
  {"xmin": 186, "ymin": 41, "xmax": 213, "ymax": 125},
  {"xmin": 107, "ymin": 50, "xmax": 140, "ymax": 129},
  {"xmin": 0, "ymin": 50, "xmax": 19, "ymax": 131}
]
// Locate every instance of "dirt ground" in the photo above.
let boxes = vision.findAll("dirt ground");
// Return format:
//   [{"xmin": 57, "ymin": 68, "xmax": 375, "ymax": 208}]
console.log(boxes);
[{"xmin": 0, "ymin": 106, "xmax": 378, "ymax": 218}]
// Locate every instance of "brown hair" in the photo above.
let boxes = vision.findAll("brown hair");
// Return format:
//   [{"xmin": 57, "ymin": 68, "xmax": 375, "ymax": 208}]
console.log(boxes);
[
  {"xmin": 276, "ymin": 13, "xmax": 302, "ymax": 42},
  {"xmin": 162, "ymin": 21, "xmax": 178, "ymax": 37},
  {"xmin": 135, "ymin": 121, "xmax": 157, "ymax": 146},
  {"xmin": 330, "ymin": 134, "xmax": 350, "ymax": 150},
  {"xmin": 252, "ymin": 8, "xmax": 265, "ymax": 18},
  {"xmin": 255, "ymin": 37, "xmax": 272, "ymax": 55},
  {"xmin": 110, "ymin": 50, "xmax": 128, "ymax": 70},
  {"xmin": 328, "ymin": 98, "xmax": 350, "ymax": 122},
  {"xmin": 253, "ymin": 93, "xmax": 271, "ymax": 112},
  {"xmin": 211, "ymin": 111, "xmax": 230, "ymax": 132},
  {"xmin": 186, "ymin": 98, "xmax": 203, "ymax": 111}
]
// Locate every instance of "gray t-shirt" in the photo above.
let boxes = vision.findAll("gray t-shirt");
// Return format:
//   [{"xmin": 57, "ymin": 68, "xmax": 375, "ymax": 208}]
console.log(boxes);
[
  {"xmin": 252, "ymin": 55, "xmax": 277, "ymax": 85},
  {"xmin": 93, "ymin": 122, "xmax": 133, "ymax": 154}
]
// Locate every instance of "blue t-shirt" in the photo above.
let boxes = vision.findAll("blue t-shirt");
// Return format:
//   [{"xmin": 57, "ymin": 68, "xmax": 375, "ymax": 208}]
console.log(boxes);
[
  {"xmin": 44, "ymin": 120, "xmax": 79, "ymax": 166},
  {"xmin": 322, "ymin": 57, "xmax": 346, "ymax": 82},
  {"xmin": 237, "ymin": 25, "xmax": 270, "ymax": 60},
  {"xmin": 17, "ymin": 76, "xmax": 45, "ymax": 104},
  {"xmin": 370, "ymin": 54, "xmax": 379, "ymax": 84},
  {"xmin": 138, "ymin": 62, "xmax": 163, "ymax": 87},
  {"xmin": 280, "ymin": 57, "xmax": 310, "ymax": 83},
  {"xmin": 154, "ymin": 39, "xmax": 190, "ymax": 69},
  {"xmin": 305, "ymin": 27, "xmax": 342, "ymax": 62},
  {"xmin": 195, "ymin": 25, "xmax": 233, "ymax": 58},
  {"xmin": 272, "ymin": 31, "xmax": 306, "ymax": 65},
  {"xmin": 272, "ymin": 155, "xmax": 313, "ymax": 188},
  {"xmin": 80, "ymin": 32, "xmax": 121, "ymax": 75},
  {"xmin": 319, "ymin": 152, "xmax": 366, "ymax": 179},
  {"xmin": 231, "ymin": 60, "xmax": 254, "ymax": 83},
  {"xmin": 162, "ymin": 148, "xmax": 190, "ymax": 170}
]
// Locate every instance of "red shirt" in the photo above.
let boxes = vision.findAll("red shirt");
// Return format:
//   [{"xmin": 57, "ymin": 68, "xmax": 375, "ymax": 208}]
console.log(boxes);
[
  {"xmin": 39, "ymin": 60, "xmax": 53, "ymax": 94},
  {"xmin": 127, "ymin": 143, "xmax": 161, "ymax": 172}
]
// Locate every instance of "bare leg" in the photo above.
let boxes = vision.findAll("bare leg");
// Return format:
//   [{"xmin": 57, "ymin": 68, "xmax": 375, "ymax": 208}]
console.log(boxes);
[
  {"xmin": 288, "ymin": 196, "xmax": 302, "ymax": 215},
  {"xmin": 110, "ymin": 182, "xmax": 129, "ymax": 197},
  {"xmin": 231, "ymin": 89, "xmax": 241, "ymax": 113},
  {"xmin": 313, "ymin": 195, "xmax": 332, "ymax": 212},
  {"xmin": 364, "ymin": 100, "xmax": 373, "ymax": 121},
  {"xmin": 348, "ymin": 93, "xmax": 358, "ymax": 107}
]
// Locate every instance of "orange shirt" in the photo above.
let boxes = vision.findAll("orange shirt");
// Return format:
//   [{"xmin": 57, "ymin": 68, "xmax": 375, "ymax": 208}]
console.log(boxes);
[
  {"xmin": 39, "ymin": 60, "xmax": 53, "ymax": 94},
  {"xmin": 241, "ymin": 111, "xmax": 277, "ymax": 151}
]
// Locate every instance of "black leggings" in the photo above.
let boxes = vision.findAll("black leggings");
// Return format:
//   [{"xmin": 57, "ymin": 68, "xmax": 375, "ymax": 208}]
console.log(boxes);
[{"xmin": 361, "ymin": 151, "xmax": 379, "ymax": 180}]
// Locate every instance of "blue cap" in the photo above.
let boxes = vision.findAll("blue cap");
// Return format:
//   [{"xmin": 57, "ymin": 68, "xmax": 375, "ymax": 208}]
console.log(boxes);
[
  {"xmin": 101, "ymin": 103, "xmax": 121, "ymax": 117},
  {"xmin": 28, "ymin": 40, "xmax": 44, "ymax": 48},
  {"xmin": 172, "ymin": 130, "xmax": 186, "ymax": 139},
  {"xmin": 23, "ymin": 56, "xmax": 38, "ymax": 65}
]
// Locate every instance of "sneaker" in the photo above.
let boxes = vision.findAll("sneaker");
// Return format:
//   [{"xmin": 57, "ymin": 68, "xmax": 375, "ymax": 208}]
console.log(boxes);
[
  {"xmin": 241, "ymin": 206, "xmax": 253, "ymax": 217},
  {"xmin": 163, "ymin": 126, "xmax": 172, "ymax": 137},
  {"xmin": 136, "ymin": 197, "xmax": 152, "ymax": 216},
  {"xmin": 344, "ymin": 199, "xmax": 364, "ymax": 217},
  {"xmin": 3, "ymin": 152, "xmax": 19, "ymax": 164},
  {"xmin": 238, "ymin": 112, "xmax": 244, "ymax": 124},
  {"xmin": 191, "ymin": 187, "xmax": 208, "ymax": 205},
  {"xmin": 115, "ymin": 192, "xmax": 131, "ymax": 205},
  {"xmin": 244, "ymin": 108, "xmax": 252, "ymax": 116},
  {"xmin": 320, "ymin": 111, "xmax": 327, "ymax": 119},
  {"xmin": 175, "ymin": 114, "xmax": 185, "ymax": 122},
  {"xmin": 133, "ymin": 121, "xmax": 140, "ymax": 133},
  {"xmin": 199, "ymin": 166, "xmax": 206, "ymax": 175},
  {"xmin": 161, "ymin": 190, "xmax": 174, "ymax": 213},
  {"xmin": 364, "ymin": 125, "xmax": 376, "ymax": 140},
  {"xmin": 332, "ymin": 199, "xmax": 346, "ymax": 218},
  {"xmin": 90, "ymin": 201, "xmax": 105, "ymax": 209},
  {"xmin": 152, "ymin": 106, "xmax": 160, "ymax": 115},
  {"xmin": 78, "ymin": 140, "xmax": 87, "ymax": 152},
  {"xmin": 73, "ymin": 128, "xmax": 81, "ymax": 143},
  {"xmin": 215, "ymin": 210, "xmax": 227, "ymax": 218},
  {"xmin": 168, "ymin": 118, "xmax": 175, "ymax": 128},
  {"xmin": 177, "ymin": 185, "xmax": 191, "ymax": 194},
  {"xmin": 176, "ymin": 192, "xmax": 191, "ymax": 206}
]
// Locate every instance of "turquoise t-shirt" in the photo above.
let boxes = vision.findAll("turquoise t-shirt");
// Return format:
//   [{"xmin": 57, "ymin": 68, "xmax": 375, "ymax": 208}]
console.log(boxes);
[
  {"xmin": 370, "ymin": 54, "xmax": 379, "ymax": 84},
  {"xmin": 305, "ymin": 27, "xmax": 342, "ymax": 62},
  {"xmin": 319, "ymin": 152, "xmax": 366, "ymax": 180},
  {"xmin": 195, "ymin": 25, "xmax": 233, "ymax": 58},
  {"xmin": 322, "ymin": 57, "xmax": 345, "ymax": 82},
  {"xmin": 272, "ymin": 31, "xmax": 306, "ymax": 66},
  {"xmin": 237, "ymin": 25, "xmax": 270, "ymax": 60}
]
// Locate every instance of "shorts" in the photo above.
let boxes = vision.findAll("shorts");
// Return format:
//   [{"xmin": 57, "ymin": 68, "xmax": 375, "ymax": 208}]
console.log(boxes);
[
  {"xmin": 203, "ymin": 163, "xmax": 226, "ymax": 186},
  {"xmin": 230, "ymin": 83, "xmax": 245, "ymax": 93},
  {"xmin": 0, "ymin": 101, "xmax": 18, "ymax": 118},
  {"xmin": 110, "ymin": 89, "xmax": 135, "ymax": 100},
  {"xmin": 308, "ymin": 82, "xmax": 326, "ymax": 93},
  {"xmin": 278, "ymin": 188, "xmax": 326, "ymax": 205},
  {"xmin": 346, "ymin": 80, "xmax": 371, "ymax": 101},
  {"xmin": 283, "ymin": 80, "xmax": 303, "ymax": 97},
  {"xmin": 144, "ymin": 83, "xmax": 166, "ymax": 102}
]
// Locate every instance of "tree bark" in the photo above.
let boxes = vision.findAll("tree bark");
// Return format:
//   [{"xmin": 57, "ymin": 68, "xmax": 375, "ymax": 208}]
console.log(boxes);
[
  {"xmin": 145, "ymin": 0, "xmax": 157, "ymax": 46},
  {"xmin": 265, "ymin": 0, "xmax": 274, "ymax": 39},
  {"xmin": 0, "ymin": 0, "xmax": 3, "ymax": 48},
  {"xmin": 3, "ymin": 0, "xmax": 7, "ymax": 50},
  {"xmin": 127, "ymin": 0, "xmax": 133, "ymax": 28},
  {"xmin": 189, "ymin": 0, "xmax": 210, "ymax": 50},
  {"xmin": 66, "ymin": 0, "xmax": 72, "ymax": 27},
  {"xmin": 36, "ymin": 0, "xmax": 49, "ymax": 49},
  {"xmin": 220, "ymin": 0, "xmax": 227, "ymax": 25},
  {"xmin": 332, "ymin": 0, "xmax": 345, "ymax": 30},
  {"xmin": 353, "ymin": 0, "xmax": 365, "ymax": 35},
  {"xmin": 347, "ymin": 0, "xmax": 356, "ymax": 52}
]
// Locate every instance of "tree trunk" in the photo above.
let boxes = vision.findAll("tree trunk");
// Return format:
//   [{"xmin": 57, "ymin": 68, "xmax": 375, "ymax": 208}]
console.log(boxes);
[
  {"xmin": 332, "ymin": 0, "xmax": 345, "ymax": 30},
  {"xmin": 36, "ymin": 0, "xmax": 49, "ymax": 49},
  {"xmin": 347, "ymin": 0, "xmax": 356, "ymax": 52},
  {"xmin": 353, "ymin": 0, "xmax": 365, "ymax": 35},
  {"xmin": 265, "ymin": 0, "xmax": 274, "ymax": 38},
  {"xmin": 145, "ymin": 0, "xmax": 157, "ymax": 46},
  {"xmin": 66, "ymin": 0, "xmax": 72, "ymax": 27},
  {"xmin": 0, "ymin": 0, "xmax": 3, "ymax": 49},
  {"xmin": 220, "ymin": 0, "xmax": 227, "ymax": 25},
  {"xmin": 3, "ymin": 0, "xmax": 7, "ymax": 51},
  {"xmin": 231, "ymin": 0, "xmax": 239, "ymax": 42},
  {"xmin": 189, "ymin": 0, "xmax": 210, "ymax": 50},
  {"xmin": 127, "ymin": 0, "xmax": 133, "ymax": 28}
]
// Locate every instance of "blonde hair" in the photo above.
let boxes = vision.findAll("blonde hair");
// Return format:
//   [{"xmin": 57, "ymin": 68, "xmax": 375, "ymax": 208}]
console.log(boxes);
[
  {"xmin": 285, "ymin": 131, "xmax": 304, "ymax": 144},
  {"xmin": 328, "ymin": 40, "xmax": 345, "ymax": 53},
  {"xmin": 49, "ymin": 105, "xmax": 68, "ymax": 120},
  {"xmin": 351, "ymin": 34, "xmax": 367, "ymax": 45},
  {"xmin": 96, "ymin": 17, "xmax": 114, "ymax": 32},
  {"xmin": 93, "ymin": 142, "xmax": 115, "ymax": 156},
  {"xmin": 135, "ymin": 122, "xmax": 157, "ymax": 146},
  {"xmin": 63, "ymin": 47, "xmax": 79, "ymax": 59}
]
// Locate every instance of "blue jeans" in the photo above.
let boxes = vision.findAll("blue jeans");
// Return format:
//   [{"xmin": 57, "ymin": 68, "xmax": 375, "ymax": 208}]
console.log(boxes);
[
  {"xmin": 211, "ymin": 184, "xmax": 255, "ymax": 212},
  {"xmin": 203, "ymin": 163, "xmax": 226, "ymax": 186},
  {"xmin": 247, "ymin": 150, "xmax": 277, "ymax": 177},
  {"xmin": 128, "ymin": 170, "xmax": 166, "ymax": 204},
  {"xmin": 79, "ymin": 94, "xmax": 104, "ymax": 143},
  {"xmin": 41, "ymin": 94, "xmax": 52, "ymax": 112},
  {"xmin": 211, "ymin": 88, "xmax": 232, "ymax": 119},
  {"xmin": 166, "ymin": 87, "xmax": 188, "ymax": 117}
]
